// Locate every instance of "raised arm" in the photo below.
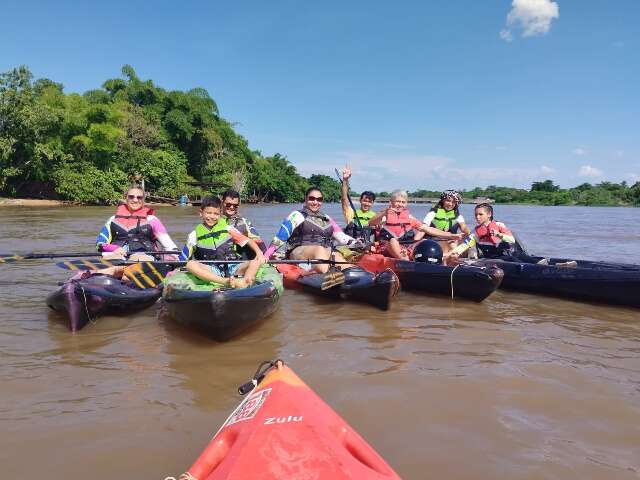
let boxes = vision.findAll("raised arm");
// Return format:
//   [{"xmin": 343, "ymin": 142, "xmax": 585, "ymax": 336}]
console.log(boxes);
[{"xmin": 340, "ymin": 167, "xmax": 355, "ymax": 224}]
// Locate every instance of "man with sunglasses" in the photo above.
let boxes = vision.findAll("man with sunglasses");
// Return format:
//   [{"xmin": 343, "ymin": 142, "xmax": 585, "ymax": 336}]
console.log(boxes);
[
  {"xmin": 96, "ymin": 185, "xmax": 178, "ymax": 260},
  {"xmin": 220, "ymin": 190, "xmax": 266, "ymax": 258}
]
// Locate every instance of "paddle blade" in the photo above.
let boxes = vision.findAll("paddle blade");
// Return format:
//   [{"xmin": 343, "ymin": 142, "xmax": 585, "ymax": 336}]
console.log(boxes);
[
  {"xmin": 123, "ymin": 262, "xmax": 173, "ymax": 289},
  {"xmin": 0, "ymin": 255, "xmax": 23, "ymax": 263},
  {"xmin": 55, "ymin": 258, "xmax": 121, "ymax": 270},
  {"xmin": 320, "ymin": 270, "xmax": 346, "ymax": 290}
]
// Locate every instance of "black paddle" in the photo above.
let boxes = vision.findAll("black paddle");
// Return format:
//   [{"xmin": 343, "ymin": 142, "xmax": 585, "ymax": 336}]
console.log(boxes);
[{"xmin": 0, "ymin": 250, "xmax": 179, "ymax": 263}]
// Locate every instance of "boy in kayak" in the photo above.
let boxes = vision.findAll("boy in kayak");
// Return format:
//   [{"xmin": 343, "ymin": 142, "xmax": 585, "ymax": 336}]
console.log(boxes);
[
  {"xmin": 447, "ymin": 203, "xmax": 515, "ymax": 260},
  {"xmin": 179, "ymin": 196, "xmax": 265, "ymax": 288},
  {"xmin": 220, "ymin": 189, "xmax": 267, "ymax": 257},
  {"xmin": 340, "ymin": 166, "xmax": 377, "ymax": 240},
  {"xmin": 368, "ymin": 190, "xmax": 464, "ymax": 260},
  {"xmin": 414, "ymin": 190, "xmax": 471, "ymax": 257}
]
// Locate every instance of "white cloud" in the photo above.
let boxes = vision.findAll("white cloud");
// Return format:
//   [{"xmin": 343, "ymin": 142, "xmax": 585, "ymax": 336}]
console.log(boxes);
[
  {"xmin": 540, "ymin": 165, "xmax": 555, "ymax": 174},
  {"xmin": 626, "ymin": 173, "xmax": 640, "ymax": 184},
  {"xmin": 578, "ymin": 165, "xmax": 603, "ymax": 178},
  {"xmin": 572, "ymin": 147, "xmax": 587, "ymax": 156},
  {"xmin": 501, "ymin": 0, "xmax": 559, "ymax": 41}
]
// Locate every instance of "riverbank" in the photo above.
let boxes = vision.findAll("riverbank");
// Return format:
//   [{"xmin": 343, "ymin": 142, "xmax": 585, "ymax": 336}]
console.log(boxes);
[{"xmin": 0, "ymin": 198, "xmax": 69, "ymax": 207}]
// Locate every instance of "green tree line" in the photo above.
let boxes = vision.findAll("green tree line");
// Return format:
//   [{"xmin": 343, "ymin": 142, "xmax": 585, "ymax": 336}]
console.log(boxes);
[
  {"xmin": 400, "ymin": 180, "xmax": 640, "ymax": 207},
  {"xmin": 0, "ymin": 65, "xmax": 345, "ymax": 204}
]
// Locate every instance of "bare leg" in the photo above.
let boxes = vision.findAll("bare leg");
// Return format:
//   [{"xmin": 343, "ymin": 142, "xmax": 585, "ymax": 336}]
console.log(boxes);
[
  {"xmin": 186, "ymin": 260, "xmax": 228, "ymax": 284},
  {"xmin": 386, "ymin": 238, "xmax": 409, "ymax": 260},
  {"xmin": 290, "ymin": 246, "xmax": 352, "ymax": 273}
]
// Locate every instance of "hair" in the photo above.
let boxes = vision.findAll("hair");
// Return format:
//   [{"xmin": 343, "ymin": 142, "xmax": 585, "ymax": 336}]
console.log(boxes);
[
  {"xmin": 221, "ymin": 190, "xmax": 240, "ymax": 202},
  {"xmin": 390, "ymin": 189, "xmax": 408, "ymax": 201},
  {"xmin": 360, "ymin": 190, "xmax": 376, "ymax": 202},
  {"xmin": 431, "ymin": 199, "xmax": 460, "ymax": 216},
  {"xmin": 475, "ymin": 203, "xmax": 494, "ymax": 220},
  {"xmin": 200, "ymin": 196, "xmax": 222, "ymax": 210},
  {"xmin": 125, "ymin": 184, "xmax": 145, "ymax": 197},
  {"xmin": 304, "ymin": 186, "xmax": 323, "ymax": 199}
]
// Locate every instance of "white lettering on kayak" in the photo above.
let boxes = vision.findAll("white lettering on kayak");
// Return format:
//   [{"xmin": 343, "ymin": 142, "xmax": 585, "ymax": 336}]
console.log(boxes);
[{"xmin": 264, "ymin": 415, "xmax": 303, "ymax": 425}]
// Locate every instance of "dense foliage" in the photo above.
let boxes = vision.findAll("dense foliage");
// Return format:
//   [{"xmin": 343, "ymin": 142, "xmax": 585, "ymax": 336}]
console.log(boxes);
[
  {"xmin": 0, "ymin": 65, "xmax": 314, "ymax": 204},
  {"xmin": 396, "ymin": 180, "xmax": 640, "ymax": 207}
]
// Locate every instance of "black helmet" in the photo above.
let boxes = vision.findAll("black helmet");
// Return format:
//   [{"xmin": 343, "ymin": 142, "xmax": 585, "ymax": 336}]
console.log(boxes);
[{"xmin": 412, "ymin": 240, "xmax": 443, "ymax": 264}]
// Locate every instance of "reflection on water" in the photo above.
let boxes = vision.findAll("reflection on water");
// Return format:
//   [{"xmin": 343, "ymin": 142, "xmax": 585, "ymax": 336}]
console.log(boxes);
[{"xmin": 0, "ymin": 204, "xmax": 639, "ymax": 479}]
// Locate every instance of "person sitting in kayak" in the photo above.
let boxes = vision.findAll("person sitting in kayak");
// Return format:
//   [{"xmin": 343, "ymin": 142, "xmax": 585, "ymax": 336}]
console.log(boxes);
[
  {"xmin": 340, "ymin": 166, "xmax": 377, "ymax": 241},
  {"xmin": 96, "ymin": 185, "xmax": 178, "ymax": 261},
  {"xmin": 447, "ymin": 203, "xmax": 516, "ymax": 260},
  {"xmin": 414, "ymin": 189, "xmax": 471, "ymax": 257},
  {"xmin": 179, "ymin": 196, "xmax": 265, "ymax": 288},
  {"xmin": 368, "ymin": 190, "xmax": 464, "ymax": 260},
  {"xmin": 221, "ymin": 189, "xmax": 266, "ymax": 258},
  {"xmin": 264, "ymin": 186, "xmax": 358, "ymax": 274}
]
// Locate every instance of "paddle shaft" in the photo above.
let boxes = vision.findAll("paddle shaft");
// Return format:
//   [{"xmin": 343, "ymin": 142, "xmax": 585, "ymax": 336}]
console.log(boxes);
[
  {"xmin": 2, "ymin": 250, "xmax": 179, "ymax": 260},
  {"xmin": 123, "ymin": 259, "xmax": 353, "ymax": 267}
]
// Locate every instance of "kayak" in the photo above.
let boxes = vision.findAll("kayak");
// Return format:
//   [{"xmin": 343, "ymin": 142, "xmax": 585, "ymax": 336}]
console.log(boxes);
[
  {"xmin": 358, "ymin": 253, "xmax": 504, "ymax": 302},
  {"xmin": 176, "ymin": 360, "xmax": 401, "ymax": 480},
  {"xmin": 162, "ymin": 265, "xmax": 283, "ymax": 340},
  {"xmin": 46, "ymin": 271, "xmax": 161, "ymax": 332},
  {"xmin": 476, "ymin": 255, "xmax": 640, "ymax": 308},
  {"xmin": 276, "ymin": 264, "xmax": 399, "ymax": 310}
]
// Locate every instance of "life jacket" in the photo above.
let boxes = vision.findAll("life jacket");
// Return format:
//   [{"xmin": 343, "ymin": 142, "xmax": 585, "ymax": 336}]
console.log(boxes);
[
  {"xmin": 430, "ymin": 207, "xmax": 459, "ymax": 233},
  {"xmin": 344, "ymin": 209, "xmax": 376, "ymax": 240},
  {"xmin": 192, "ymin": 219, "xmax": 237, "ymax": 261},
  {"xmin": 475, "ymin": 220, "xmax": 513, "ymax": 258},
  {"xmin": 380, "ymin": 209, "xmax": 414, "ymax": 240},
  {"xmin": 226, "ymin": 215, "xmax": 266, "ymax": 259},
  {"xmin": 287, "ymin": 209, "xmax": 333, "ymax": 251},
  {"xmin": 110, "ymin": 205, "xmax": 156, "ymax": 252}
]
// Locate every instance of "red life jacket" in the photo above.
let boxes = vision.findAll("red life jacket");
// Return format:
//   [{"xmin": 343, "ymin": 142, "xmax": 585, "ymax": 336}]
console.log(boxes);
[
  {"xmin": 110, "ymin": 205, "xmax": 156, "ymax": 252},
  {"xmin": 475, "ymin": 220, "xmax": 505, "ymax": 246},
  {"xmin": 383, "ymin": 209, "xmax": 413, "ymax": 238}
]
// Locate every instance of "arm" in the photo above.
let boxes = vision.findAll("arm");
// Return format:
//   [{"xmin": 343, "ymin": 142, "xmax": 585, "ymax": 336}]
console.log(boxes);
[
  {"xmin": 178, "ymin": 231, "xmax": 197, "ymax": 261},
  {"xmin": 263, "ymin": 211, "xmax": 306, "ymax": 258},
  {"xmin": 457, "ymin": 214, "xmax": 472, "ymax": 236},
  {"xmin": 96, "ymin": 216, "xmax": 125, "ymax": 254},
  {"xmin": 340, "ymin": 168, "xmax": 355, "ymax": 224},
  {"xmin": 493, "ymin": 222, "xmax": 515, "ymax": 244},
  {"xmin": 367, "ymin": 209, "xmax": 387, "ymax": 227},
  {"xmin": 329, "ymin": 216, "xmax": 356, "ymax": 246},
  {"xmin": 149, "ymin": 216, "xmax": 179, "ymax": 259},
  {"xmin": 448, "ymin": 234, "xmax": 478, "ymax": 257}
]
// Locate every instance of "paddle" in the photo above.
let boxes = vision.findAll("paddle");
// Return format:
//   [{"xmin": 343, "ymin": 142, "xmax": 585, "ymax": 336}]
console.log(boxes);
[{"xmin": 0, "ymin": 250, "xmax": 179, "ymax": 263}]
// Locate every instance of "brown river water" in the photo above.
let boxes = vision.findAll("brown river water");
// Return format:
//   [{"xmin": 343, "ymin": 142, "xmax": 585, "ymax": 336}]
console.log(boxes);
[{"xmin": 1, "ymin": 204, "xmax": 639, "ymax": 479}]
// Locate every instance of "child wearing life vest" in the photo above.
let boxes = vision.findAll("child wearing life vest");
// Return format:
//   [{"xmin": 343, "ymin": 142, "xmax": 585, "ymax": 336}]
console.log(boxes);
[
  {"xmin": 180, "ymin": 196, "xmax": 265, "ymax": 288},
  {"xmin": 447, "ymin": 203, "xmax": 515, "ymax": 259},
  {"xmin": 414, "ymin": 189, "xmax": 471, "ymax": 256},
  {"xmin": 368, "ymin": 190, "xmax": 464, "ymax": 260},
  {"xmin": 340, "ymin": 166, "xmax": 377, "ymax": 240}
]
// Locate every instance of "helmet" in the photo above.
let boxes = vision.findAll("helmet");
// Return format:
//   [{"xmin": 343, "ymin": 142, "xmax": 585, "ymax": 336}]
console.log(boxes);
[
  {"xmin": 441, "ymin": 190, "xmax": 462, "ymax": 204},
  {"xmin": 412, "ymin": 240, "xmax": 443, "ymax": 264}
]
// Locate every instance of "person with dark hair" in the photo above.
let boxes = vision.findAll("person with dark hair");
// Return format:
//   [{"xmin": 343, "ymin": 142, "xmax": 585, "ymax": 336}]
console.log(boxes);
[
  {"xmin": 220, "ymin": 189, "xmax": 266, "ymax": 258},
  {"xmin": 340, "ymin": 166, "xmax": 377, "ymax": 240},
  {"xmin": 96, "ymin": 185, "xmax": 178, "ymax": 261},
  {"xmin": 179, "ymin": 196, "xmax": 265, "ymax": 287},
  {"xmin": 447, "ymin": 203, "xmax": 515, "ymax": 260},
  {"xmin": 264, "ymin": 187, "xmax": 358, "ymax": 273},
  {"xmin": 414, "ymin": 189, "xmax": 471, "ymax": 256}
]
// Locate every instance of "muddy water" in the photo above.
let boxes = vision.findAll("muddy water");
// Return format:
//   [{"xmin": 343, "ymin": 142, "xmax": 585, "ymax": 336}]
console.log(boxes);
[{"xmin": 0, "ymin": 204, "xmax": 639, "ymax": 479}]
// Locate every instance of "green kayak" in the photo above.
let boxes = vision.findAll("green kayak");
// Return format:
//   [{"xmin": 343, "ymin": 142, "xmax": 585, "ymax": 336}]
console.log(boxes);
[{"xmin": 162, "ymin": 265, "xmax": 283, "ymax": 340}]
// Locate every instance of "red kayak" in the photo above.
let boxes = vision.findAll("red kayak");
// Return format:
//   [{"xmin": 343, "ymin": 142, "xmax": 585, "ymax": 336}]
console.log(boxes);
[{"xmin": 178, "ymin": 360, "xmax": 401, "ymax": 480}]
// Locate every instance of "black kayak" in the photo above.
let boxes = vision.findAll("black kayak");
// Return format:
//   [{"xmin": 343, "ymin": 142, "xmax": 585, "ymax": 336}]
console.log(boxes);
[
  {"xmin": 358, "ymin": 253, "xmax": 504, "ymax": 302},
  {"xmin": 46, "ymin": 272, "xmax": 162, "ymax": 332},
  {"xmin": 278, "ymin": 264, "xmax": 400, "ymax": 310},
  {"xmin": 161, "ymin": 266, "xmax": 283, "ymax": 341},
  {"xmin": 476, "ymin": 255, "xmax": 640, "ymax": 308}
]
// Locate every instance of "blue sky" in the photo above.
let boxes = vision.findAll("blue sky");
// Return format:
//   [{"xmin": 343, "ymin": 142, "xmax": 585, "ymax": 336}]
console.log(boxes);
[{"xmin": 2, "ymin": 0, "xmax": 638, "ymax": 192}]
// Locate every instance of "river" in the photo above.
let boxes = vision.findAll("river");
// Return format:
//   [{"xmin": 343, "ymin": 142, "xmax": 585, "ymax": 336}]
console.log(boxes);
[{"xmin": 0, "ymin": 203, "xmax": 639, "ymax": 479}]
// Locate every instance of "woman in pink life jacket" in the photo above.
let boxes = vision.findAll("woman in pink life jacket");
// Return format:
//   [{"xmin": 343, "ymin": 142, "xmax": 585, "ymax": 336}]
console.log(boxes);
[
  {"xmin": 95, "ymin": 185, "xmax": 179, "ymax": 262},
  {"xmin": 368, "ymin": 189, "xmax": 464, "ymax": 260}
]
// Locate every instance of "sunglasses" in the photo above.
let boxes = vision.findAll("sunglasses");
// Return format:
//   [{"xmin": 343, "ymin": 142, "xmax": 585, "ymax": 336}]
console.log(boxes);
[
  {"xmin": 127, "ymin": 195, "xmax": 144, "ymax": 200},
  {"xmin": 307, "ymin": 195, "xmax": 323, "ymax": 202},
  {"xmin": 224, "ymin": 203, "xmax": 239, "ymax": 209}
]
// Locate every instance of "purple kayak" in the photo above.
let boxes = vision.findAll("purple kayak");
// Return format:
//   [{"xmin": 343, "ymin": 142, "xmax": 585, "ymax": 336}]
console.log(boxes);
[{"xmin": 46, "ymin": 271, "xmax": 161, "ymax": 332}]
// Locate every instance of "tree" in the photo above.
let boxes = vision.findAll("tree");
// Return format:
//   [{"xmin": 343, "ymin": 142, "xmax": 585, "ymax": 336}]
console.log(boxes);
[{"xmin": 531, "ymin": 180, "xmax": 559, "ymax": 192}]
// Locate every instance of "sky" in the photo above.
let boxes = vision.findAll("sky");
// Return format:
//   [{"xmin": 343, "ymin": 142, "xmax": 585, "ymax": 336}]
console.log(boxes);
[{"xmin": 1, "ymin": 0, "xmax": 638, "ymax": 192}]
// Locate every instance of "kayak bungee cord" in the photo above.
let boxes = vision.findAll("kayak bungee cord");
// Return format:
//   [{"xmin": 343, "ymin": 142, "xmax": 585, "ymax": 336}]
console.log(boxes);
[{"xmin": 450, "ymin": 264, "xmax": 460, "ymax": 299}]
